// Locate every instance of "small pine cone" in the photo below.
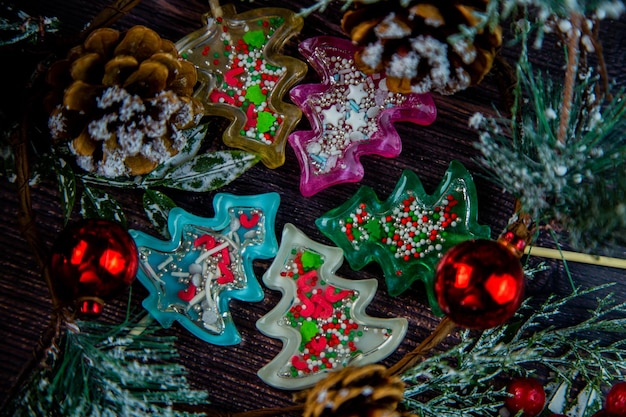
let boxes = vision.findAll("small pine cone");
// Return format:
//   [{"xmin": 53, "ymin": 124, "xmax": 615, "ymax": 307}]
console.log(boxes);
[
  {"xmin": 341, "ymin": 0, "xmax": 502, "ymax": 95},
  {"xmin": 46, "ymin": 26, "xmax": 204, "ymax": 178},
  {"xmin": 299, "ymin": 364, "xmax": 418, "ymax": 417}
]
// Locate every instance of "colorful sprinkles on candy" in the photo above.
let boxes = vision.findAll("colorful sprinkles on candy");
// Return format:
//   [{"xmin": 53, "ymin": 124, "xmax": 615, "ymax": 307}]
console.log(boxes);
[
  {"xmin": 176, "ymin": 6, "xmax": 307, "ymax": 169},
  {"xmin": 130, "ymin": 193, "xmax": 280, "ymax": 345},
  {"xmin": 342, "ymin": 194, "xmax": 459, "ymax": 263},
  {"xmin": 200, "ymin": 16, "xmax": 286, "ymax": 144},
  {"xmin": 289, "ymin": 36, "xmax": 436, "ymax": 196},
  {"xmin": 316, "ymin": 161, "xmax": 491, "ymax": 305},
  {"xmin": 257, "ymin": 224, "xmax": 407, "ymax": 390},
  {"xmin": 280, "ymin": 248, "xmax": 392, "ymax": 377},
  {"xmin": 298, "ymin": 51, "xmax": 404, "ymax": 174}
]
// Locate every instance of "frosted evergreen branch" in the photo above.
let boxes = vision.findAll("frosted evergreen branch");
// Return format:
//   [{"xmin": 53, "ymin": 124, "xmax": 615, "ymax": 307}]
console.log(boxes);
[
  {"xmin": 400, "ymin": 285, "xmax": 626, "ymax": 417},
  {"xmin": 472, "ymin": 53, "xmax": 626, "ymax": 250},
  {"xmin": 3, "ymin": 315, "xmax": 209, "ymax": 417},
  {"xmin": 498, "ymin": 0, "xmax": 625, "ymax": 19}
]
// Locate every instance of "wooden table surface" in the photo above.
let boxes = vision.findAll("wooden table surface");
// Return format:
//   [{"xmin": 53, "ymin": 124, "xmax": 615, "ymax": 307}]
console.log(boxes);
[{"xmin": 1, "ymin": 0, "xmax": 625, "ymax": 414}]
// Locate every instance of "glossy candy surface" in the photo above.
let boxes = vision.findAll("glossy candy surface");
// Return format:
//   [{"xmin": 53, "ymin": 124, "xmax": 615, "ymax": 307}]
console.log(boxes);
[
  {"xmin": 289, "ymin": 36, "xmax": 437, "ymax": 196},
  {"xmin": 130, "ymin": 193, "xmax": 279, "ymax": 345},
  {"xmin": 257, "ymin": 223, "xmax": 407, "ymax": 390},
  {"xmin": 316, "ymin": 160, "xmax": 490, "ymax": 313},
  {"xmin": 176, "ymin": 4, "xmax": 307, "ymax": 168}
]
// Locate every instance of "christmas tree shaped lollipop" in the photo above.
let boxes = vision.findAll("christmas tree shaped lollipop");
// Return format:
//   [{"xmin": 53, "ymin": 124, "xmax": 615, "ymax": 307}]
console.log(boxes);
[
  {"xmin": 288, "ymin": 36, "xmax": 437, "ymax": 197},
  {"xmin": 176, "ymin": 3, "xmax": 307, "ymax": 168},
  {"xmin": 130, "ymin": 192, "xmax": 280, "ymax": 345},
  {"xmin": 316, "ymin": 161, "xmax": 490, "ymax": 314},
  {"xmin": 257, "ymin": 223, "xmax": 407, "ymax": 390}
]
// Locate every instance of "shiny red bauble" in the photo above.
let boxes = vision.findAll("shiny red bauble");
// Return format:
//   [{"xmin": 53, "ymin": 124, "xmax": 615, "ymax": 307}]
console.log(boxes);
[
  {"xmin": 434, "ymin": 239, "xmax": 525, "ymax": 329},
  {"xmin": 606, "ymin": 381, "xmax": 626, "ymax": 416},
  {"xmin": 505, "ymin": 377, "xmax": 546, "ymax": 417},
  {"xmin": 48, "ymin": 219, "xmax": 138, "ymax": 315}
]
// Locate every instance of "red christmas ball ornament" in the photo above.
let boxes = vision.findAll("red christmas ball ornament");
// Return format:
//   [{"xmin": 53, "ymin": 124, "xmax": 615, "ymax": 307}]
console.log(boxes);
[
  {"xmin": 48, "ymin": 219, "xmax": 138, "ymax": 316},
  {"xmin": 504, "ymin": 377, "xmax": 546, "ymax": 417},
  {"xmin": 434, "ymin": 237, "xmax": 525, "ymax": 329},
  {"xmin": 606, "ymin": 381, "xmax": 626, "ymax": 416}
]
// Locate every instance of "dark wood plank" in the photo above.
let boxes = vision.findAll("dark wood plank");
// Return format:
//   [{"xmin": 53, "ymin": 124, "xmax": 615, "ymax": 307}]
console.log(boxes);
[{"xmin": 1, "ymin": 0, "xmax": 625, "ymax": 414}]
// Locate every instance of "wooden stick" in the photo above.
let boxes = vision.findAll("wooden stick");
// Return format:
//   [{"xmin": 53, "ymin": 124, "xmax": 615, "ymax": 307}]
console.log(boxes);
[
  {"xmin": 525, "ymin": 246, "xmax": 626, "ymax": 269},
  {"xmin": 209, "ymin": 0, "xmax": 223, "ymax": 18},
  {"xmin": 387, "ymin": 316, "xmax": 457, "ymax": 377},
  {"xmin": 557, "ymin": 11, "xmax": 582, "ymax": 144}
]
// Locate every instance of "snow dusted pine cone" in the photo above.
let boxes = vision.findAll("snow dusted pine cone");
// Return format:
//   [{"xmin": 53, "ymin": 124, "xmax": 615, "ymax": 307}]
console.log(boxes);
[
  {"xmin": 341, "ymin": 0, "xmax": 502, "ymax": 94},
  {"xmin": 299, "ymin": 364, "xmax": 417, "ymax": 417},
  {"xmin": 46, "ymin": 26, "xmax": 204, "ymax": 177}
]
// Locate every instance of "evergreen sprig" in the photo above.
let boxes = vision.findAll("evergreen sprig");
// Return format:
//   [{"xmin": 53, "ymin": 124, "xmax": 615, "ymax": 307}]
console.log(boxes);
[
  {"xmin": 472, "ymin": 58, "xmax": 626, "ymax": 250},
  {"xmin": 0, "ymin": 7, "xmax": 59, "ymax": 47},
  {"xmin": 401, "ymin": 285, "xmax": 626, "ymax": 417},
  {"xmin": 3, "ymin": 315, "xmax": 209, "ymax": 417}
]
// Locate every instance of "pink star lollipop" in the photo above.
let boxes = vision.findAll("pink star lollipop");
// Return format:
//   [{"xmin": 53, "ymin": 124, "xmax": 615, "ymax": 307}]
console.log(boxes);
[{"xmin": 289, "ymin": 36, "xmax": 437, "ymax": 197}]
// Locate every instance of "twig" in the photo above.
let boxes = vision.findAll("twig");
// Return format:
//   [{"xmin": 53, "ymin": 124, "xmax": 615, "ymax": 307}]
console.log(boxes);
[
  {"xmin": 583, "ymin": 18, "xmax": 611, "ymax": 100},
  {"xmin": 387, "ymin": 317, "xmax": 457, "ymax": 377},
  {"xmin": 557, "ymin": 12, "xmax": 583, "ymax": 144},
  {"xmin": 81, "ymin": 0, "xmax": 143, "ymax": 38},
  {"xmin": 209, "ymin": 0, "xmax": 224, "ymax": 18}
]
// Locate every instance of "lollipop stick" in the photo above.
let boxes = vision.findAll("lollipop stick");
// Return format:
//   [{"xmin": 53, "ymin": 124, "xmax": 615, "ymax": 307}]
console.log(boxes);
[{"xmin": 525, "ymin": 246, "xmax": 626, "ymax": 269}]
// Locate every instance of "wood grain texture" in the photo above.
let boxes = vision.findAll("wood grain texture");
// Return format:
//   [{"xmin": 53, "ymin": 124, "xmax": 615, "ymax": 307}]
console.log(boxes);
[{"xmin": 1, "ymin": 0, "xmax": 625, "ymax": 414}]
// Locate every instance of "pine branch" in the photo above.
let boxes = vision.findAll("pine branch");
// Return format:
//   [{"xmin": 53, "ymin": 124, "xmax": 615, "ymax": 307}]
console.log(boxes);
[
  {"xmin": 471, "ymin": 54, "xmax": 626, "ymax": 250},
  {"xmin": 2, "ymin": 314, "xmax": 209, "ymax": 417},
  {"xmin": 400, "ymin": 285, "xmax": 626, "ymax": 417}
]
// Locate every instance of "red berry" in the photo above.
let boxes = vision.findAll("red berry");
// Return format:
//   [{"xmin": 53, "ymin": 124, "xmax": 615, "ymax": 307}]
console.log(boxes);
[
  {"xmin": 606, "ymin": 382, "xmax": 626, "ymax": 416},
  {"xmin": 504, "ymin": 378, "xmax": 546, "ymax": 417}
]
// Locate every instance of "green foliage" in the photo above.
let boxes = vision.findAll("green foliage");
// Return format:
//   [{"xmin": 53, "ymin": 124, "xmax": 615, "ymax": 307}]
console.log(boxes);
[
  {"xmin": 0, "ymin": 7, "xmax": 59, "ymax": 47},
  {"xmin": 144, "ymin": 150, "xmax": 259, "ymax": 192},
  {"xmin": 401, "ymin": 285, "xmax": 626, "ymax": 417},
  {"xmin": 53, "ymin": 158, "xmax": 77, "ymax": 224},
  {"xmin": 143, "ymin": 189, "xmax": 177, "ymax": 239},
  {"xmin": 3, "ymin": 315, "xmax": 209, "ymax": 417},
  {"xmin": 499, "ymin": 0, "xmax": 625, "ymax": 19},
  {"xmin": 80, "ymin": 184, "xmax": 127, "ymax": 227},
  {"xmin": 472, "ymin": 58, "xmax": 626, "ymax": 250}
]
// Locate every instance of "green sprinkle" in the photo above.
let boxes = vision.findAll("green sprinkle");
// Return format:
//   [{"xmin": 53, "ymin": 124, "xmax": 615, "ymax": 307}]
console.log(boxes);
[
  {"xmin": 300, "ymin": 320, "xmax": 318, "ymax": 343},
  {"xmin": 364, "ymin": 219, "xmax": 382, "ymax": 239},
  {"xmin": 245, "ymin": 85, "xmax": 266, "ymax": 105},
  {"xmin": 243, "ymin": 30, "xmax": 266, "ymax": 49},
  {"xmin": 301, "ymin": 250, "xmax": 323, "ymax": 269}
]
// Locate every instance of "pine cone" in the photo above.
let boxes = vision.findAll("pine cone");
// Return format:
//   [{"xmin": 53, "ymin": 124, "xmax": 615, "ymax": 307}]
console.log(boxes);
[
  {"xmin": 46, "ymin": 26, "xmax": 204, "ymax": 177},
  {"xmin": 298, "ymin": 364, "xmax": 417, "ymax": 417},
  {"xmin": 341, "ymin": 0, "xmax": 502, "ymax": 95}
]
